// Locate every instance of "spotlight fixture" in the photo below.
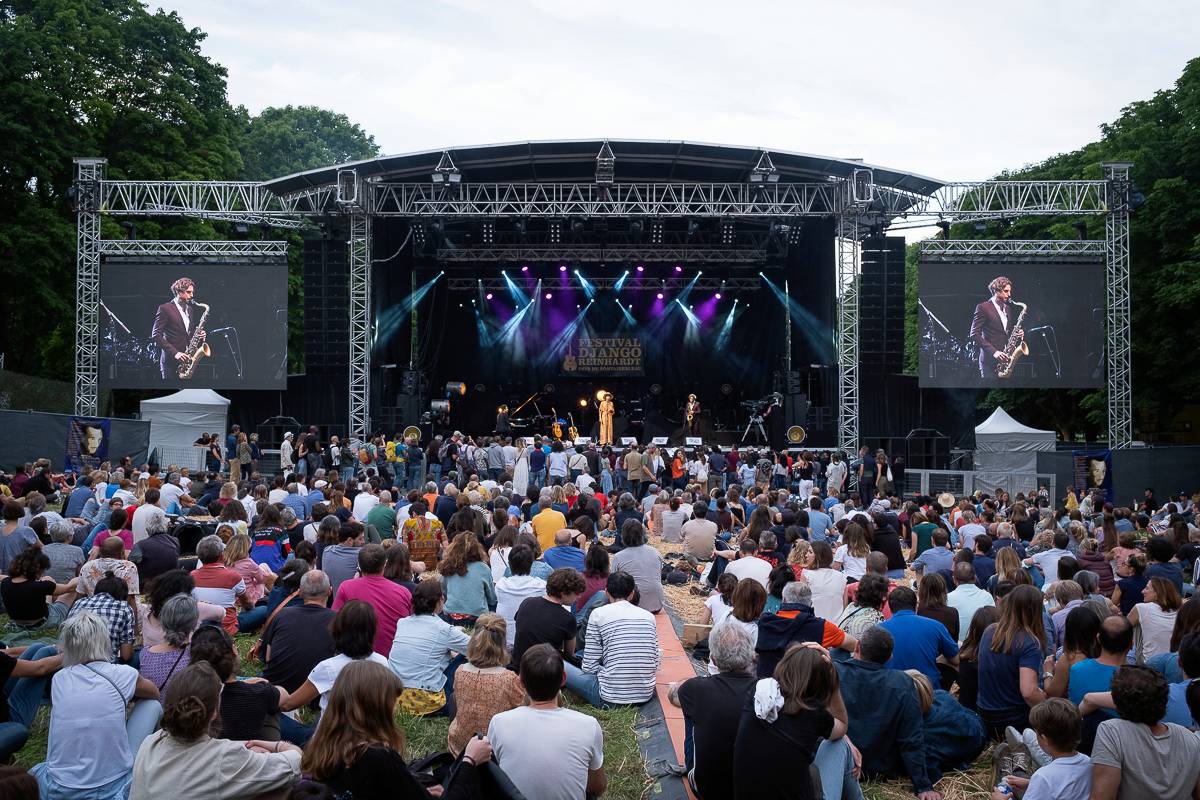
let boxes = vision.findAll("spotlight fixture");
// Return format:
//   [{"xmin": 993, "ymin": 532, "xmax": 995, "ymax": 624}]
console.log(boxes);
[
  {"xmin": 549, "ymin": 219, "xmax": 562, "ymax": 244},
  {"xmin": 686, "ymin": 219, "xmax": 700, "ymax": 239},
  {"xmin": 787, "ymin": 221, "xmax": 804, "ymax": 245},
  {"xmin": 720, "ymin": 218, "xmax": 735, "ymax": 245},
  {"xmin": 521, "ymin": 265, "xmax": 529, "ymax": 272},
  {"xmin": 430, "ymin": 151, "xmax": 461, "ymax": 185},
  {"xmin": 715, "ymin": 293, "xmax": 722, "ymax": 300},
  {"xmin": 636, "ymin": 265, "xmax": 644, "ymax": 272},
  {"xmin": 674, "ymin": 265, "xmax": 683, "ymax": 273},
  {"xmin": 485, "ymin": 293, "xmax": 493, "ymax": 300},
  {"xmin": 559, "ymin": 265, "xmax": 567, "ymax": 272},
  {"xmin": 481, "ymin": 219, "xmax": 495, "ymax": 244},
  {"xmin": 656, "ymin": 292, "xmax": 664, "ymax": 300},
  {"xmin": 412, "ymin": 224, "xmax": 427, "ymax": 247},
  {"xmin": 579, "ymin": 398, "xmax": 588, "ymax": 407},
  {"xmin": 749, "ymin": 151, "xmax": 780, "ymax": 183},
  {"xmin": 545, "ymin": 292, "xmax": 552, "ymax": 300}
]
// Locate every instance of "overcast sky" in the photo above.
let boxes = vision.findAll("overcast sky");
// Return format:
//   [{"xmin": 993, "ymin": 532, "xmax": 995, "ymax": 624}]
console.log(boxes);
[{"xmin": 159, "ymin": 0, "xmax": 1198, "ymax": 184}]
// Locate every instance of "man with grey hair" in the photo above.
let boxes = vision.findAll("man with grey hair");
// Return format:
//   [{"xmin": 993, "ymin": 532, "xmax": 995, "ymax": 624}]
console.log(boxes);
[
  {"xmin": 191, "ymin": 534, "xmax": 252, "ymax": 633},
  {"xmin": 130, "ymin": 511, "xmax": 181, "ymax": 586},
  {"xmin": 366, "ymin": 489, "xmax": 397, "ymax": 540},
  {"xmin": 261, "ymin": 569, "xmax": 337, "ymax": 693},
  {"xmin": 667, "ymin": 620, "xmax": 757, "ymax": 799},
  {"xmin": 44, "ymin": 520, "xmax": 85, "ymax": 584},
  {"xmin": 158, "ymin": 472, "xmax": 185, "ymax": 511},
  {"xmin": 756, "ymin": 579, "xmax": 855, "ymax": 677},
  {"xmin": 992, "ymin": 521, "xmax": 1026, "ymax": 559}
]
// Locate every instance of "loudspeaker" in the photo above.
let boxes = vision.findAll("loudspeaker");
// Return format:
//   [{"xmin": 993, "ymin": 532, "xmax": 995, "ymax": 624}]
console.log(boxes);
[
  {"xmin": 783, "ymin": 394, "xmax": 809, "ymax": 430},
  {"xmin": 859, "ymin": 236, "xmax": 906, "ymax": 375},
  {"xmin": 303, "ymin": 237, "xmax": 349, "ymax": 371}
]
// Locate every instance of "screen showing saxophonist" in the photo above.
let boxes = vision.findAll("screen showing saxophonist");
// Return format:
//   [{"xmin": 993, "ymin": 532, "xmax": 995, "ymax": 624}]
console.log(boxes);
[
  {"xmin": 151, "ymin": 277, "xmax": 206, "ymax": 379},
  {"xmin": 969, "ymin": 275, "xmax": 1023, "ymax": 378}
]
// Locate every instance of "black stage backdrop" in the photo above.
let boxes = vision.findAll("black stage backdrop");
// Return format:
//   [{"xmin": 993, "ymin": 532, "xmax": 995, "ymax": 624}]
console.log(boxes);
[
  {"xmin": 918, "ymin": 261, "xmax": 1105, "ymax": 389},
  {"xmin": 99, "ymin": 261, "xmax": 288, "ymax": 390},
  {"xmin": 370, "ymin": 218, "xmax": 836, "ymax": 435}
]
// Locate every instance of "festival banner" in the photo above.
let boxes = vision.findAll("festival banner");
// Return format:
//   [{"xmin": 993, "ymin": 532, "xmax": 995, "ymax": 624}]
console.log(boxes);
[
  {"xmin": 1072, "ymin": 449, "xmax": 1113, "ymax": 503},
  {"xmin": 65, "ymin": 416, "xmax": 110, "ymax": 473},
  {"xmin": 561, "ymin": 336, "xmax": 644, "ymax": 377}
]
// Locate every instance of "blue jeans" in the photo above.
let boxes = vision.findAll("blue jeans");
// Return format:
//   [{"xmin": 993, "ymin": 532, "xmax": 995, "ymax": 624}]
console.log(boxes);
[
  {"xmin": 430, "ymin": 464, "xmax": 442, "ymax": 484},
  {"xmin": 530, "ymin": 468, "xmax": 545, "ymax": 490},
  {"xmin": 238, "ymin": 604, "xmax": 270, "ymax": 633},
  {"xmin": 0, "ymin": 643, "xmax": 57, "ymax": 760},
  {"xmin": 813, "ymin": 738, "xmax": 863, "ymax": 800},
  {"xmin": 408, "ymin": 466, "xmax": 423, "ymax": 491},
  {"xmin": 280, "ymin": 713, "xmax": 315, "ymax": 746},
  {"xmin": 563, "ymin": 660, "xmax": 611, "ymax": 709},
  {"xmin": 340, "ymin": 465, "xmax": 355, "ymax": 484}
]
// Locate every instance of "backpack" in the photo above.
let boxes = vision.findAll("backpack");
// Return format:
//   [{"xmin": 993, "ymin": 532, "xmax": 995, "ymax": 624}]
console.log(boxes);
[{"xmin": 438, "ymin": 441, "xmax": 451, "ymax": 462}]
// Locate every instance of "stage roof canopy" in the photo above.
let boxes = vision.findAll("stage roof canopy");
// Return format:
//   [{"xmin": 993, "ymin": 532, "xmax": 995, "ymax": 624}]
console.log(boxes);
[{"xmin": 264, "ymin": 139, "xmax": 945, "ymax": 197}]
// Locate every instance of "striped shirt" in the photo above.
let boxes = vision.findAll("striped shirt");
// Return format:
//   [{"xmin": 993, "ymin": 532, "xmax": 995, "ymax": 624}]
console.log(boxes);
[
  {"xmin": 582, "ymin": 600, "xmax": 660, "ymax": 704},
  {"xmin": 191, "ymin": 563, "xmax": 246, "ymax": 634}
]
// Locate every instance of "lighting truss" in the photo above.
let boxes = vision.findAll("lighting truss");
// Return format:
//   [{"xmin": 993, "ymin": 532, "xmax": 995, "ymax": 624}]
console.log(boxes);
[
  {"xmin": 448, "ymin": 276, "xmax": 762, "ymax": 293},
  {"xmin": 434, "ymin": 246, "xmax": 767, "ymax": 264},
  {"xmin": 97, "ymin": 240, "xmax": 289, "ymax": 257},
  {"xmin": 98, "ymin": 181, "xmax": 308, "ymax": 229},
  {"xmin": 74, "ymin": 158, "xmax": 105, "ymax": 417},
  {"xmin": 372, "ymin": 182, "xmax": 850, "ymax": 217},
  {"xmin": 917, "ymin": 239, "xmax": 1107, "ymax": 260},
  {"xmin": 1103, "ymin": 163, "xmax": 1133, "ymax": 449},
  {"xmin": 348, "ymin": 211, "xmax": 372, "ymax": 442}
]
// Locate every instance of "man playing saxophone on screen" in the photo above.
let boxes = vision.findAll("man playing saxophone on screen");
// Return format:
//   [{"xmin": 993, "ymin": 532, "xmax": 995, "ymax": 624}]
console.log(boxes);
[
  {"xmin": 969, "ymin": 275, "xmax": 1023, "ymax": 378},
  {"xmin": 152, "ymin": 277, "xmax": 205, "ymax": 379}
]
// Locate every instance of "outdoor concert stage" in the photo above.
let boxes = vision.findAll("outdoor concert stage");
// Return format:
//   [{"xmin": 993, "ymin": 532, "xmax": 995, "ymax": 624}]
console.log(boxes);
[
  {"xmin": 76, "ymin": 140, "xmax": 1134, "ymax": 459},
  {"xmin": 278, "ymin": 140, "xmax": 933, "ymax": 447}
]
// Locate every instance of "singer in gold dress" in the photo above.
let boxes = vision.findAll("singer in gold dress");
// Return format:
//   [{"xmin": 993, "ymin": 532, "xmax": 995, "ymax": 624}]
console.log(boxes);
[{"xmin": 599, "ymin": 393, "xmax": 614, "ymax": 445}]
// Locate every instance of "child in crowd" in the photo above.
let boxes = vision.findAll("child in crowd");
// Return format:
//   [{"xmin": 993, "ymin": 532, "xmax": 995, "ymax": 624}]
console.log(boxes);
[{"xmin": 993, "ymin": 698, "xmax": 1090, "ymax": 800}]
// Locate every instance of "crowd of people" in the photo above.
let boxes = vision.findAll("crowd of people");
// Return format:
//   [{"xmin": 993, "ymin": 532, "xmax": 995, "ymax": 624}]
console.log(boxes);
[{"xmin": 0, "ymin": 432, "xmax": 1198, "ymax": 800}]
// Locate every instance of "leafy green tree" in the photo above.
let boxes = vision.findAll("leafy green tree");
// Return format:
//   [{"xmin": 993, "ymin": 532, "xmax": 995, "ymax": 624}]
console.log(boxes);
[
  {"xmin": 904, "ymin": 57, "xmax": 1200, "ymax": 442},
  {"xmin": 236, "ymin": 105, "xmax": 380, "ymax": 372},
  {"xmin": 0, "ymin": 0, "xmax": 241, "ymax": 378},
  {"xmin": 237, "ymin": 105, "xmax": 379, "ymax": 182}
]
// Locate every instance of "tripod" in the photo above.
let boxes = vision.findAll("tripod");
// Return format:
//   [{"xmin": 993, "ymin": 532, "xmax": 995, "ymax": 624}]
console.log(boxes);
[{"xmin": 741, "ymin": 413, "xmax": 767, "ymax": 445}]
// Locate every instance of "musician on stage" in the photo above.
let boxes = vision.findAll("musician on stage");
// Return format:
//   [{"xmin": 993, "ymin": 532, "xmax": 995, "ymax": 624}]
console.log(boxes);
[
  {"xmin": 969, "ymin": 275, "xmax": 1021, "ymax": 378},
  {"xmin": 151, "ymin": 277, "xmax": 204, "ymax": 379},
  {"xmin": 685, "ymin": 394, "xmax": 701, "ymax": 436},
  {"xmin": 762, "ymin": 393, "xmax": 785, "ymax": 450},
  {"xmin": 598, "ymin": 392, "xmax": 614, "ymax": 446},
  {"xmin": 496, "ymin": 404, "xmax": 510, "ymax": 436}
]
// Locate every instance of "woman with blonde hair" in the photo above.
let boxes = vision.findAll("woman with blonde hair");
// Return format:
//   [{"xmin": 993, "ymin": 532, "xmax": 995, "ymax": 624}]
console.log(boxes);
[
  {"xmin": 446, "ymin": 614, "xmax": 526, "ymax": 755},
  {"xmin": 988, "ymin": 546, "xmax": 1024, "ymax": 593},
  {"xmin": 222, "ymin": 533, "xmax": 274, "ymax": 607},
  {"xmin": 302, "ymin": 659, "xmax": 491, "ymax": 798},
  {"xmin": 832, "ymin": 521, "xmax": 870, "ymax": 580},
  {"xmin": 787, "ymin": 539, "xmax": 813, "ymax": 582}
]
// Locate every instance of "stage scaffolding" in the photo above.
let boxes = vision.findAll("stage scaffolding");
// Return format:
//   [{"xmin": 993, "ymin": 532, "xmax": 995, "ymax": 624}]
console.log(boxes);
[{"xmin": 73, "ymin": 158, "xmax": 1133, "ymax": 448}]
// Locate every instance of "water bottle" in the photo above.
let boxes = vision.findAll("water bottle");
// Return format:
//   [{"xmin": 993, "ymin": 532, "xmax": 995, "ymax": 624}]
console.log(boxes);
[{"xmin": 994, "ymin": 782, "xmax": 1014, "ymax": 797}]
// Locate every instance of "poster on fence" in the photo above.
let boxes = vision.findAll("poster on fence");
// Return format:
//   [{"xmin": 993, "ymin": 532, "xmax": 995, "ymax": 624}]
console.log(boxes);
[
  {"xmin": 65, "ymin": 416, "xmax": 110, "ymax": 473},
  {"xmin": 1072, "ymin": 449, "xmax": 1113, "ymax": 503}
]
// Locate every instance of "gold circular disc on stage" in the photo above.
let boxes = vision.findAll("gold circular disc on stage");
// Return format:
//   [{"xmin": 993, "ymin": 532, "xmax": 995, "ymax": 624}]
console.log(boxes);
[
  {"xmin": 786, "ymin": 425, "xmax": 806, "ymax": 445},
  {"xmin": 594, "ymin": 388, "xmax": 609, "ymax": 401},
  {"xmin": 402, "ymin": 425, "xmax": 422, "ymax": 442}
]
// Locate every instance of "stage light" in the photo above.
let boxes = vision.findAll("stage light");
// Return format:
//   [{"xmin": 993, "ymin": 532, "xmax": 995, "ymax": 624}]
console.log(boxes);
[
  {"xmin": 485, "ymin": 293, "xmax": 493, "ymax": 300},
  {"xmin": 545, "ymin": 292, "xmax": 552, "ymax": 300},
  {"xmin": 715, "ymin": 293, "xmax": 722, "ymax": 300},
  {"xmin": 445, "ymin": 381, "xmax": 467, "ymax": 396},
  {"xmin": 579, "ymin": 398, "xmax": 588, "ymax": 407},
  {"xmin": 674, "ymin": 265, "xmax": 683, "ymax": 273},
  {"xmin": 521, "ymin": 265, "xmax": 529, "ymax": 272},
  {"xmin": 656, "ymin": 292, "xmax": 664, "ymax": 300},
  {"xmin": 636, "ymin": 265, "xmax": 644, "ymax": 272},
  {"xmin": 577, "ymin": 304, "xmax": 581, "ymax": 309},
  {"xmin": 559, "ymin": 265, "xmax": 567, "ymax": 272}
]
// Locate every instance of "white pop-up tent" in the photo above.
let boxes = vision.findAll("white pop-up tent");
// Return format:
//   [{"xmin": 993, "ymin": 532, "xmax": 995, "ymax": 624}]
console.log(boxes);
[
  {"xmin": 140, "ymin": 389, "xmax": 230, "ymax": 470},
  {"xmin": 974, "ymin": 406, "xmax": 1056, "ymax": 473}
]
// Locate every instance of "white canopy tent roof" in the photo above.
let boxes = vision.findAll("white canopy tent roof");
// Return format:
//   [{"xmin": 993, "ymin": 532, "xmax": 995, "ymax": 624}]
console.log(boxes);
[
  {"xmin": 140, "ymin": 389, "xmax": 230, "ymax": 471},
  {"xmin": 974, "ymin": 406, "xmax": 1056, "ymax": 474}
]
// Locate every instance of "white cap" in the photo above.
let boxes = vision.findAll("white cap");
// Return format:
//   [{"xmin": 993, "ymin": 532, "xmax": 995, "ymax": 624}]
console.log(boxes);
[{"xmin": 283, "ymin": 432, "xmax": 293, "ymax": 439}]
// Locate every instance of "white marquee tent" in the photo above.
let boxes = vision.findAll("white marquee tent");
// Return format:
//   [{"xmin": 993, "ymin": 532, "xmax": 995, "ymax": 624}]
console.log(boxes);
[
  {"xmin": 140, "ymin": 389, "xmax": 230, "ymax": 471},
  {"xmin": 974, "ymin": 406, "xmax": 1056, "ymax": 474}
]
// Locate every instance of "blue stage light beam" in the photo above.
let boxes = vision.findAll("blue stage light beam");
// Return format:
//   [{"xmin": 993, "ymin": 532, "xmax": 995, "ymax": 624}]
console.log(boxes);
[
  {"xmin": 759, "ymin": 273, "xmax": 837, "ymax": 361},
  {"xmin": 501, "ymin": 270, "xmax": 530, "ymax": 305},
  {"xmin": 373, "ymin": 271, "xmax": 442, "ymax": 344},
  {"xmin": 614, "ymin": 270, "xmax": 630, "ymax": 293},
  {"xmin": 538, "ymin": 300, "xmax": 594, "ymax": 368},
  {"xmin": 615, "ymin": 298, "xmax": 636, "ymax": 326},
  {"xmin": 574, "ymin": 269, "xmax": 595, "ymax": 299},
  {"xmin": 715, "ymin": 298, "xmax": 740, "ymax": 351}
]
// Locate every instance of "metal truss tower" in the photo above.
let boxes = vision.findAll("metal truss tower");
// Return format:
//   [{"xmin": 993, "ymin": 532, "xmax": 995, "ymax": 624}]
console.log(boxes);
[
  {"xmin": 1103, "ymin": 163, "xmax": 1134, "ymax": 449},
  {"xmin": 347, "ymin": 207, "xmax": 373, "ymax": 442},
  {"xmin": 73, "ymin": 158, "xmax": 106, "ymax": 416}
]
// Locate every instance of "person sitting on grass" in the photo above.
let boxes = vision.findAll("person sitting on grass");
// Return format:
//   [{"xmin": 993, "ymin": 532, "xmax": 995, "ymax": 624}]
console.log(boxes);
[
  {"xmin": 563, "ymin": 571, "xmax": 659, "ymax": 708},
  {"xmin": 446, "ymin": 614, "xmax": 526, "ymax": 757},
  {"xmin": 511, "ymin": 567, "xmax": 584, "ymax": 667},
  {"xmin": 903, "ymin": 669, "xmax": 987, "ymax": 785},
  {"xmin": 129, "ymin": 662, "xmax": 301, "ymax": 800},
  {"xmin": 0, "ymin": 640, "xmax": 62, "ymax": 763},
  {"xmin": 756, "ymin": 581, "xmax": 855, "ymax": 679},
  {"xmin": 992, "ymin": 698, "xmax": 1090, "ymax": 800},
  {"xmin": 1086, "ymin": 665, "xmax": 1200, "ymax": 800},
  {"xmin": 388, "ymin": 581, "xmax": 471, "ymax": 718},
  {"xmin": 489, "ymin": 644, "xmax": 606, "ymax": 800},
  {"xmin": 0, "ymin": 547, "xmax": 78, "ymax": 631}
]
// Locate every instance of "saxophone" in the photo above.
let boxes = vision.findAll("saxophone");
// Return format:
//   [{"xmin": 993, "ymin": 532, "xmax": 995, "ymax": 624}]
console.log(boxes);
[
  {"xmin": 177, "ymin": 302, "xmax": 211, "ymax": 379},
  {"xmin": 996, "ymin": 301, "xmax": 1029, "ymax": 378}
]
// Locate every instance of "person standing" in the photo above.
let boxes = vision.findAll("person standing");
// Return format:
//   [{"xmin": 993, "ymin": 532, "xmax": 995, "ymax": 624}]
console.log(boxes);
[
  {"xmin": 623, "ymin": 446, "xmax": 644, "ymax": 500},
  {"xmin": 970, "ymin": 275, "xmax": 1019, "ymax": 378},
  {"xmin": 685, "ymin": 394, "xmax": 701, "ymax": 436},
  {"xmin": 224, "ymin": 426, "xmax": 239, "ymax": 477},
  {"xmin": 279, "ymin": 432, "xmax": 295, "ymax": 474},
  {"xmin": 599, "ymin": 393, "xmax": 614, "ymax": 446}
]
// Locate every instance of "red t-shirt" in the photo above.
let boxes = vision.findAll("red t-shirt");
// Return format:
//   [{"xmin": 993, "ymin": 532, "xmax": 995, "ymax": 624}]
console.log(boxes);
[{"xmin": 332, "ymin": 575, "xmax": 413, "ymax": 655}]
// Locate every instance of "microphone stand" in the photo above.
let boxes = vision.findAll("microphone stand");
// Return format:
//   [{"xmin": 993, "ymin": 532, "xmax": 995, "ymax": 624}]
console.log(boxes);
[
  {"xmin": 918, "ymin": 299, "xmax": 949, "ymax": 333},
  {"xmin": 99, "ymin": 300, "xmax": 131, "ymax": 335}
]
